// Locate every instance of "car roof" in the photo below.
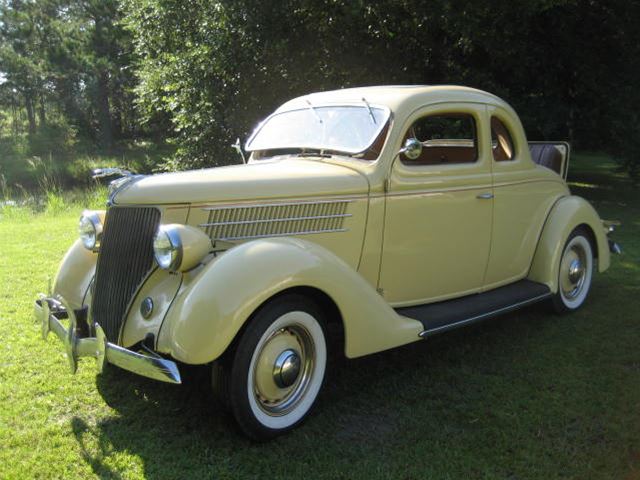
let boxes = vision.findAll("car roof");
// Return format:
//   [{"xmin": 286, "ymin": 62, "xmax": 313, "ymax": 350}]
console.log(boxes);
[{"xmin": 276, "ymin": 85, "xmax": 512, "ymax": 118}]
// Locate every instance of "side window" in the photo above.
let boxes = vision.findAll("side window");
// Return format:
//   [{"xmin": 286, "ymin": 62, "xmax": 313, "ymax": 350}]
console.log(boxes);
[
  {"xmin": 491, "ymin": 116, "xmax": 515, "ymax": 161},
  {"xmin": 401, "ymin": 113, "xmax": 478, "ymax": 165}
]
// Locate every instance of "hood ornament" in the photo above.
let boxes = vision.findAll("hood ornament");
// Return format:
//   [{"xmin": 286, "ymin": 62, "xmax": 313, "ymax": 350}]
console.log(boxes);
[
  {"xmin": 92, "ymin": 167, "xmax": 134, "ymax": 179},
  {"xmin": 92, "ymin": 168, "xmax": 143, "ymax": 206}
]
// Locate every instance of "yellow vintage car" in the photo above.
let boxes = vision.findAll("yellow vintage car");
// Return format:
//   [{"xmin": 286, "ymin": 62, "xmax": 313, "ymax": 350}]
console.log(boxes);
[{"xmin": 35, "ymin": 85, "xmax": 620, "ymax": 440}]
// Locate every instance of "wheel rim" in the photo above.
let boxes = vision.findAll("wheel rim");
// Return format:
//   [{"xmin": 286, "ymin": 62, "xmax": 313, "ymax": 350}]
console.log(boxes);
[
  {"xmin": 252, "ymin": 323, "xmax": 316, "ymax": 416},
  {"xmin": 560, "ymin": 243, "xmax": 588, "ymax": 300},
  {"xmin": 558, "ymin": 235, "xmax": 593, "ymax": 310}
]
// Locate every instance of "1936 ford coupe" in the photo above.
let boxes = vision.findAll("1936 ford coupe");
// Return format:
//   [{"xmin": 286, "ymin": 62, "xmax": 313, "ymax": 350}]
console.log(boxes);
[{"xmin": 35, "ymin": 86, "xmax": 620, "ymax": 440}]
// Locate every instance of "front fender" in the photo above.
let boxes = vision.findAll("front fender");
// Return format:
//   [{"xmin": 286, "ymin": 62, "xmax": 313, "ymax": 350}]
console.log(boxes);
[
  {"xmin": 528, "ymin": 195, "xmax": 610, "ymax": 292},
  {"xmin": 157, "ymin": 238, "xmax": 422, "ymax": 364},
  {"xmin": 52, "ymin": 239, "xmax": 97, "ymax": 309}
]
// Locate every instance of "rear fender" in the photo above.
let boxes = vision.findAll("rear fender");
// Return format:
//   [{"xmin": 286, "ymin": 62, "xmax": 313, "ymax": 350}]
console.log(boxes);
[
  {"xmin": 528, "ymin": 195, "xmax": 610, "ymax": 292},
  {"xmin": 157, "ymin": 237, "xmax": 422, "ymax": 364}
]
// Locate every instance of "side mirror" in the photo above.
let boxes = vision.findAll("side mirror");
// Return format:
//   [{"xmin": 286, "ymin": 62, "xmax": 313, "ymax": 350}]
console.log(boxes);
[{"xmin": 399, "ymin": 138, "xmax": 422, "ymax": 160}]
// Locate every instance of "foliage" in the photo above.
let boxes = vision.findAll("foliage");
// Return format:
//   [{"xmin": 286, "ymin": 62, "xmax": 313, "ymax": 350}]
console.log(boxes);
[
  {"xmin": 2, "ymin": 1, "xmax": 639, "ymax": 179},
  {"xmin": 0, "ymin": 0, "xmax": 140, "ymax": 144},
  {"xmin": 121, "ymin": 0, "xmax": 640, "ymax": 176}
]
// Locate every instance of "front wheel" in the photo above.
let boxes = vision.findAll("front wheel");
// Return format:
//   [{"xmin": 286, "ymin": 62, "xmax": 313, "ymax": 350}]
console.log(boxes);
[
  {"xmin": 224, "ymin": 294, "xmax": 327, "ymax": 440},
  {"xmin": 551, "ymin": 227, "xmax": 594, "ymax": 313}
]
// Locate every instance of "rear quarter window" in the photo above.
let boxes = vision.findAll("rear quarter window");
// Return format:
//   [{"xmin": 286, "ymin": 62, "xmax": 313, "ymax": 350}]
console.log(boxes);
[{"xmin": 491, "ymin": 117, "xmax": 515, "ymax": 161}]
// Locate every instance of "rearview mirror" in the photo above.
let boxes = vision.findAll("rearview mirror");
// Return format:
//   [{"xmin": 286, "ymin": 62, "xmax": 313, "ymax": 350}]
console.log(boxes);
[{"xmin": 399, "ymin": 138, "xmax": 422, "ymax": 160}]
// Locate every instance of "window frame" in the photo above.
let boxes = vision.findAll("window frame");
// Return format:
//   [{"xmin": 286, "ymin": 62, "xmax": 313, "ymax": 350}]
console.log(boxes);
[{"xmin": 399, "ymin": 111, "xmax": 480, "ymax": 167}]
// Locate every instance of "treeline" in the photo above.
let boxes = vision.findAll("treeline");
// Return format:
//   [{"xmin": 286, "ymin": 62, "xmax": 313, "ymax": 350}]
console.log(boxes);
[
  {"xmin": 0, "ymin": 0, "xmax": 143, "ymax": 151},
  {"xmin": 2, "ymin": 0, "xmax": 639, "ymax": 179}
]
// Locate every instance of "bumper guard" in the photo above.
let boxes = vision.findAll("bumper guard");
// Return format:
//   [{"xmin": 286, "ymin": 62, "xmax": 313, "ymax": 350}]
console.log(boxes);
[{"xmin": 35, "ymin": 294, "xmax": 181, "ymax": 384}]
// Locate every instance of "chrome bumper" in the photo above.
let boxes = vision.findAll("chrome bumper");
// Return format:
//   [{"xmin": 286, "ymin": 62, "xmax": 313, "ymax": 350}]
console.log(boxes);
[
  {"xmin": 35, "ymin": 294, "xmax": 181, "ymax": 384},
  {"xmin": 609, "ymin": 239, "xmax": 622, "ymax": 255}
]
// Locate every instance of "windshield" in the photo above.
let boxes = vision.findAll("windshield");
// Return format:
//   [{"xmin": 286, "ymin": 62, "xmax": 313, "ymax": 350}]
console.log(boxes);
[{"xmin": 246, "ymin": 105, "xmax": 390, "ymax": 155}]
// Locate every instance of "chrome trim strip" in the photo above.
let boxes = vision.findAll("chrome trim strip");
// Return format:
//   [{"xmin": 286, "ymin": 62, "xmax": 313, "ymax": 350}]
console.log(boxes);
[
  {"xmin": 199, "ymin": 213, "xmax": 352, "ymax": 228},
  {"xmin": 201, "ymin": 198, "xmax": 353, "ymax": 211},
  {"xmin": 370, "ymin": 179, "xmax": 562, "ymax": 199},
  {"xmin": 216, "ymin": 227, "xmax": 348, "ymax": 241},
  {"xmin": 35, "ymin": 296, "xmax": 181, "ymax": 384},
  {"xmin": 417, "ymin": 292, "xmax": 552, "ymax": 338}
]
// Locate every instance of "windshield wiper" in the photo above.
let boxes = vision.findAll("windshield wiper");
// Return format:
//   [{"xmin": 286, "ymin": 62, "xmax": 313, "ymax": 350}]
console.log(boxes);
[
  {"xmin": 362, "ymin": 97, "xmax": 377, "ymax": 125},
  {"xmin": 296, "ymin": 148, "xmax": 356, "ymax": 158},
  {"xmin": 305, "ymin": 99, "xmax": 323, "ymax": 124},
  {"xmin": 297, "ymin": 151, "xmax": 332, "ymax": 158}
]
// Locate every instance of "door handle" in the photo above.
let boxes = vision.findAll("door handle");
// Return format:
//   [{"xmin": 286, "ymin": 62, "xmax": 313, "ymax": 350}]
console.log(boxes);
[{"xmin": 476, "ymin": 192, "xmax": 494, "ymax": 200}]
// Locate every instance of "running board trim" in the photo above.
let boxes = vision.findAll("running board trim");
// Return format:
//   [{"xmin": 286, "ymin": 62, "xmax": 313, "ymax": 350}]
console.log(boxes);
[{"xmin": 418, "ymin": 292, "xmax": 552, "ymax": 338}]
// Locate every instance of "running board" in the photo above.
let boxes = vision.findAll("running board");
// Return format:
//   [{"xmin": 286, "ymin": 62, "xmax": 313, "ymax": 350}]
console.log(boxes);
[{"xmin": 395, "ymin": 280, "xmax": 551, "ymax": 338}]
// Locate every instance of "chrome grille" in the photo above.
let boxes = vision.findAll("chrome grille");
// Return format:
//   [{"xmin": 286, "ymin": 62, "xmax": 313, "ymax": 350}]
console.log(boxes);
[
  {"xmin": 91, "ymin": 207, "xmax": 160, "ymax": 342},
  {"xmin": 199, "ymin": 200, "xmax": 351, "ymax": 241}
]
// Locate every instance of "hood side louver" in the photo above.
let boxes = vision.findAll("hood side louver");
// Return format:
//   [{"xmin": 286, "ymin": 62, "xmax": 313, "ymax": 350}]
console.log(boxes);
[{"xmin": 199, "ymin": 200, "xmax": 352, "ymax": 241}]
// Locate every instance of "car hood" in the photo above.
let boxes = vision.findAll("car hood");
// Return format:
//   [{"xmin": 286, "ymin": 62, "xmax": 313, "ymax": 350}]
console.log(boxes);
[{"xmin": 113, "ymin": 158, "xmax": 369, "ymax": 205}]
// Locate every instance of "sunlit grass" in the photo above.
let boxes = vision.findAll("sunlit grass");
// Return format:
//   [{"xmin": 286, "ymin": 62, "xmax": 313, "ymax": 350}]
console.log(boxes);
[{"xmin": 0, "ymin": 185, "xmax": 108, "ymax": 221}]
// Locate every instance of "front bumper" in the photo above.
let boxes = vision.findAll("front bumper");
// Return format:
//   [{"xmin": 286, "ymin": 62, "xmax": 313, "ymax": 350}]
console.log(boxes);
[{"xmin": 35, "ymin": 295, "xmax": 181, "ymax": 384}]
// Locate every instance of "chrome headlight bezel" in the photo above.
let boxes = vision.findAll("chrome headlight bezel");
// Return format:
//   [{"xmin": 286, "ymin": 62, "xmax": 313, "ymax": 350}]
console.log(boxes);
[
  {"xmin": 78, "ymin": 211, "xmax": 103, "ymax": 251},
  {"xmin": 153, "ymin": 225, "xmax": 183, "ymax": 271}
]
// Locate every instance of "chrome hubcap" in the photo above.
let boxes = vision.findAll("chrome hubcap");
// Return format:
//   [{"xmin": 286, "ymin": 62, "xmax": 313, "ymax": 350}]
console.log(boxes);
[
  {"xmin": 560, "ymin": 244, "xmax": 587, "ymax": 300},
  {"xmin": 568, "ymin": 258, "xmax": 584, "ymax": 284},
  {"xmin": 253, "ymin": 324, "xmax": 315, "ymax": 416},
  {"xmin": 273, "ymin": 349, "xmax": 301, "ymax": 388}
]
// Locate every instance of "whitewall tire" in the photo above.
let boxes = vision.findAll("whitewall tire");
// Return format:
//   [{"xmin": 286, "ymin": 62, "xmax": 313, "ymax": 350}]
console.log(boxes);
[
  {"xmin": 551, "ymin": 228, "xmax": 594, "ymax": 313},
  {"xmin": 227, "ymin": 294, "xmax": 327, "ymax": 440}
]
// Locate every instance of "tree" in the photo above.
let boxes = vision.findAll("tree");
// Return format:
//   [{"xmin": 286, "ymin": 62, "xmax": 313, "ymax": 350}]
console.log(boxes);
[
  {"xmin": 122, "ymin": 0, "xmax": 640, "ymax": 177},
  {"xmin": 0, "ymin": 0, "xmax": 49, "ymax": 135}
]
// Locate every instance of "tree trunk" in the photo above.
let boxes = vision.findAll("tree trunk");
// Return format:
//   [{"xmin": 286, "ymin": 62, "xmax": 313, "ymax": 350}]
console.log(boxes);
[
  {"xmin": 38, "ymin": 95, "xmax": 46, "ymax": 130},
  {"xmin": 24, "ymin": 93, "xmax": 36, "ymax": 135},
  {"xmin": 11, "ymin": 97, "xmax": 19, "ymax": 138},
  {"xmin": 96, "ymin": 70, "xmax": 113, "ymax": 149}
]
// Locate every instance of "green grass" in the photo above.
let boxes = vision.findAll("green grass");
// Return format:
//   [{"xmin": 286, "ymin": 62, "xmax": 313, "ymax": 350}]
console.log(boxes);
[
  {"xmin": 0, "ymin": 138, "xmax": 175, "ymax": 193},
  {"xmin": 1, "ymin": 153, "xmax": 639, "ymax": 479}
]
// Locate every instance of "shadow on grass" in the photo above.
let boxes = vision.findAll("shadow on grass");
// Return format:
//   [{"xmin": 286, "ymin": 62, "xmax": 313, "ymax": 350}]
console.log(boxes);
[{"xmin": 69, "ymin": 303, "xmax": 569, "ymax": 479}]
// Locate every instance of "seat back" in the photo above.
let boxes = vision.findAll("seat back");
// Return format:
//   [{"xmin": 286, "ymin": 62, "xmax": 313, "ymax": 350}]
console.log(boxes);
[{"xmin": 528, "ymin": 142, "xmax": 569, "ymax": 178}]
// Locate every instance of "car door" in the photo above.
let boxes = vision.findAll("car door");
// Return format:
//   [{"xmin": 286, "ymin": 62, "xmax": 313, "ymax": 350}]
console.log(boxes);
[{"xmin": 378, "ymin": 103, "xmax": 494, "ymax": 306}]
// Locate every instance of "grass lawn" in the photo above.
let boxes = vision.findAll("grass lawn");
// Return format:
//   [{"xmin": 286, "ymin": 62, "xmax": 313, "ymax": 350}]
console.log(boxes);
[{"xmin": 0, "ymin": 153, "xmax": 638, "ymax": 479}]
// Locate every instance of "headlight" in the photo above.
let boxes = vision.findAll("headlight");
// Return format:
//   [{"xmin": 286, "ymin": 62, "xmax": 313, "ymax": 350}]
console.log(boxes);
[
  {"xmin": 78, "ymin": 210, "xmax": 104, "ymax": 250},
  {"xmin": 153, "ymin": 224, "xmax": 211, "ymax": 272},
  {"xmin": 153, "ymin": 225, "xmax": 182, "ymax": 270}
]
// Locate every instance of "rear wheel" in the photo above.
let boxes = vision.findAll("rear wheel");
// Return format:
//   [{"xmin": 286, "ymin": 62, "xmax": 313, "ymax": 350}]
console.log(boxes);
[
  {"xmin": 215, "ymin": 294, "xmax": 327, "ymax": 440},
  {"xmin": 551, "ymin": 227, "xmax": 594, "ymax": 313}
]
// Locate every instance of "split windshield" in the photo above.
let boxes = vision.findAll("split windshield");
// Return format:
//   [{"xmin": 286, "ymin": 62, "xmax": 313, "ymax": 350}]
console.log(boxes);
[{"xmin": 246, "ymin": 105, "xmax": 390, "ymax": 155}]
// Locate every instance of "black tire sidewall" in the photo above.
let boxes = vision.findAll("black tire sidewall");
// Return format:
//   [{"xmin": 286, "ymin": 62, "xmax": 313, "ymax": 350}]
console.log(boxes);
[{"xmin": 228, "ymin": 293, "xmax": 327, "ymax": 441}]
